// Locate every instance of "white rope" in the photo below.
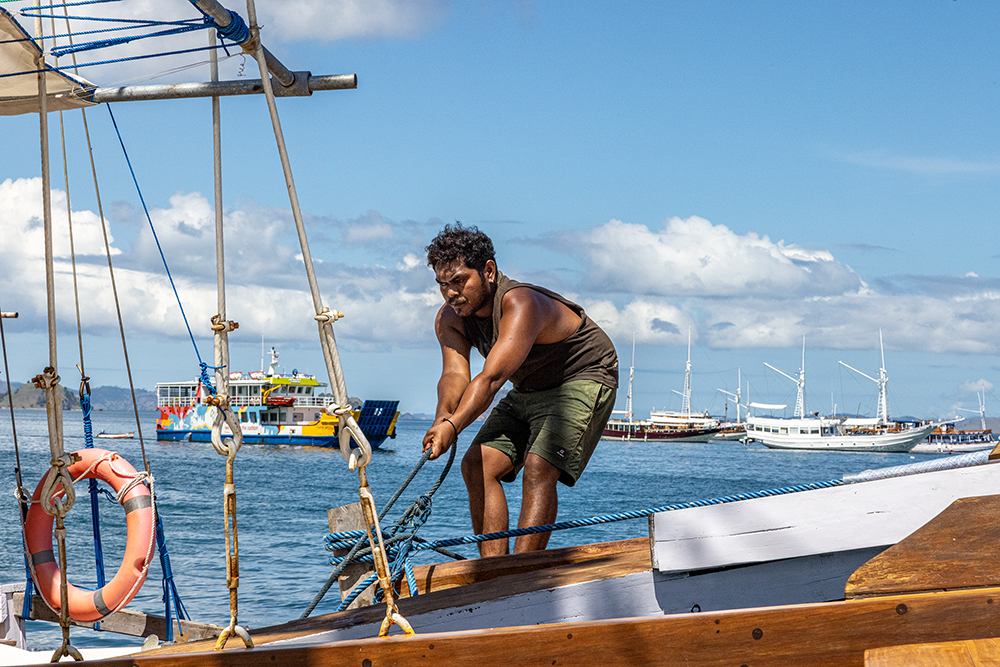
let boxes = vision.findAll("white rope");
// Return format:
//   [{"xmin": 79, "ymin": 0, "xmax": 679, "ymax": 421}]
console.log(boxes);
[{"xmin": 240, "ymin": 0, "xmax": 375, "ymax": 467}]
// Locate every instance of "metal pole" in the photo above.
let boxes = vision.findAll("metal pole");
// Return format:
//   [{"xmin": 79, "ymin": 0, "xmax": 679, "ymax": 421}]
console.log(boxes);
[{"xmin": 89, "ymin": 74, "xmax": 356, "ymax": 104}]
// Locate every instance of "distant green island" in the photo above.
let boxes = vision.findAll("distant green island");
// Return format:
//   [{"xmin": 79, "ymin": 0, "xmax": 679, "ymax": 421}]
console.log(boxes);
[{"xmin": 0, "ymin": 382, "xmax": 157, "ymax": 411}]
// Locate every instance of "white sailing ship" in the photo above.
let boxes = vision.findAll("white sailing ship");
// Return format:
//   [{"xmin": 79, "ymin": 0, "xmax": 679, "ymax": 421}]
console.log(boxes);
[{"xmin": 746, "ymin": 333, "xmax": 938, "ymax": 452}]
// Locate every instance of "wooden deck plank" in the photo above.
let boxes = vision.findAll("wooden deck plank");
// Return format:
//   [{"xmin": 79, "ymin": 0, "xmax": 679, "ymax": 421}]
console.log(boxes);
[
  {"xmin": 401, "ymin": 537, "xmax": 650, "ymax": 596},
  {"xmin": 847, "ymin": 495, "xmax": 1000, "ymax": 598},
  {"xmin": 866, "ymin": 637, "xmax": 1000, "ymax": 666},
  {"xmin": 79, "ymin": 586, "xmax": 1000, "ymax": 667}
]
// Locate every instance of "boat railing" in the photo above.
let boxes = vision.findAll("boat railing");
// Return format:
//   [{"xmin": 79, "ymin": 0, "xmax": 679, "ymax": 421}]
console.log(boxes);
[{"xmin": 158, "ymin": 395, "xmax": 339, "ymax": 409}]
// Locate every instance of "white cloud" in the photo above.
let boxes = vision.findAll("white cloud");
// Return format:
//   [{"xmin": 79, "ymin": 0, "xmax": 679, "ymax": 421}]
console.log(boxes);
[
  {"xmin": 831, "ymin": 149, "xmax": 1000, "ymax": 176},
  {"xmin": 960, "ymin": 379, "xmax": 994, "ymax": 394},
  {"xmin": 256, "ymin": 0, "xmax": 447, "ymax": 42},
  {"xmin": 1, "ymin": 182, "xmax": 441, "ymax": 347},
  {"xmin": 7, "ymin": 185, "xmax": 1000, "ymax": 360},
  {"xmin": 571, "ymin": 217, "xmax": 864, "ymax": 298}
]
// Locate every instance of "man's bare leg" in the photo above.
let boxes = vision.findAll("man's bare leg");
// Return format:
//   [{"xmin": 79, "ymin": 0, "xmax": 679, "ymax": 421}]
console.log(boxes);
[
  {"xmin": 462, "ymin": 443, "xmax": 515, "ymax": 557},
  {"xmin": 513, "ymin": 453, "xmax": 562, "ymax": 553}
]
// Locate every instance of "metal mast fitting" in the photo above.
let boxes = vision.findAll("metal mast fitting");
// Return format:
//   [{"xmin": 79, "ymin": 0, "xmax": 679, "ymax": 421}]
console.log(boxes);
[{"xmin": 188, "ymin": 0, "xmax": 296, "ymax": 88}]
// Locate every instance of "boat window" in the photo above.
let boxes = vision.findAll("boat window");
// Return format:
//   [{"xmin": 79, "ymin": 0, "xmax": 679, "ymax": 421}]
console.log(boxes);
[
  {"xmin": 169, "ymin": 387, "xmax": 180, "ymax": 398},
  {"xmin": 293, "ymin": 412, "xmax": 303, "ymax": 421},
  {"xmin": 279, "ymin": 409, "xmax": 287, "ymax": 422},
  {"xmin": 811, "ymin": 428, "xmax": 819, "ymax": 434},
  {"xmin": 779, "ymin": 428, "xmax": 788, "ymax": 434},
  {"xmin": 250, "ymin": 413, "xmax": 258, "ymax": 423},
  {"xmin": 789, "ymin": 427, "xmax": 798, "ymax": 435},
  {"xmin": 236, "ymin": 385, "xmax": 246, "ymax": 396},
  {"xmin": 158, "ymin": 387, "xmax": 169, "ymax": 398},
  {"xmin": 251, "ymin": 386, "xmax": 260, "ymax": 395}
]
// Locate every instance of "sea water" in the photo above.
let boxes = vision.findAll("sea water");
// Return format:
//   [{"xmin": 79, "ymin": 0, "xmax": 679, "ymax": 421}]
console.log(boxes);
[{"xmin": 0, "ymin": 408, "xmax": 940, "ymax": 651}]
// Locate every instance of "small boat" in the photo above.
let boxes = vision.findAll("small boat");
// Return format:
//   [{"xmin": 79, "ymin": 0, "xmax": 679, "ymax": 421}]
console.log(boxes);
[
  {"xmin": 912, "ymin": 392, "xmax": 995, "ymax": 454},
  {"xmin": 95, "ymin": 431, "xmax": 135, "ymax": 439},
  {"xmin": 602, "ymin": 330, "xmax": 721, "ymax": 443},
  {"xmin": 156, "ymin": 348, "xmax": 399, "ymax": 449}
]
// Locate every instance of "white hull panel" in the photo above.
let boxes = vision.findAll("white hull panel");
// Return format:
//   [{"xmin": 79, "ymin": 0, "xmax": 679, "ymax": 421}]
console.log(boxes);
[{"xmin": 650, "ymin": 459, "xmax": 1000, "ymax": 574}]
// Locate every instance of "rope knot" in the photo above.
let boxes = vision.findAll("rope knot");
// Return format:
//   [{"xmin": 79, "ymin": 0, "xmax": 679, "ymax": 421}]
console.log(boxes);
[
  {"xmin": 324, "ymin": 402, "xmax": 353, "ymax": 417},
  {"xmin": 203, "ymin": 393, "xmax": 231, "ymax": 408},
  {"xmin": 314, "ymin": 308, "xmax": 345, "ymax": 325},
  {"xmin": 210, "ymin": 314, "xmax": 240, "ymax": 333},
  {"xmin": 32, "ymin": 367, "xmax": 60, "ymax": 390}
]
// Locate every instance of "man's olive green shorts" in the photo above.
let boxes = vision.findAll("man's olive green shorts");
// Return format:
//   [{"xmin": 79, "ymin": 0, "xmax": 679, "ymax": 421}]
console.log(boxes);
[{"xmin": 471, "ymin": 380, "xmax": 616, "ymax": 487}]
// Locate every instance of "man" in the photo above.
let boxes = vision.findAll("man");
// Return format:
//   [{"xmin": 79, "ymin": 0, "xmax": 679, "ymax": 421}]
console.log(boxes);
[{"xmin": 422, "ymin": 223, "xmax": 618, "ymax": 556}]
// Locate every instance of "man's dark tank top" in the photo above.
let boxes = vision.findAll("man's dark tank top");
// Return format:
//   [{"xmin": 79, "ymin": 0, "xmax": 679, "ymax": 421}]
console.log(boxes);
[{"xmin": 462, "ymin": 272, "xmax": 619, "ymax": 392}]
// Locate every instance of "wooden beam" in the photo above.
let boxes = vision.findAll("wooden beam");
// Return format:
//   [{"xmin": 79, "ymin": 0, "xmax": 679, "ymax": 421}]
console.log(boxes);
[
  {"xmin": 70, "ymin": 586, "xmax": 1000, "ymax": 667},
  {"xmin": 847, "ymin": 495, "xmax": 1000, "ymax": 598},
  {"xmin": 866, "ymin": 637, "xmax": 1000, "ymax": 666},
  {"xmin": 327, "ymin": 503, "xmax": 374, "ymax": 609},
  {"xmin": 401, "ymin": 537, "xmax": 650, "ymax": 596},
  {"xmin": 15, "ymin": 593, "xmax": 221, "ymax": 642}
]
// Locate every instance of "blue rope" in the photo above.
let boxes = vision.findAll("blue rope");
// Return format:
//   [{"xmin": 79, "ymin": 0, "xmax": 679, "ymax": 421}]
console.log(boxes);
[
  {"xmin": 49, "ymin": 22, "xmax": 207, "ymax": 58},
  {"xmin": 79, "ymin": 389, "xmax": 107, "ymax": 626},
  {"xmin": 24, "ymin": 0, "xmax": 124, "ymax": 10},
  {"xmin": 155, "ymin": 510, "xmax": 189, "ymax": 642},
  {"xmin": 325, "ymin": 479, "xmax": 845, "ymax": 555},
  {"xmin": 106, "ymin": 105, "xmax": 218, "ymax": 395},
  {"xmin": 416, "ymin": 479, "xmax": 847, "ymax": 551},
  {"xmin": 301, "ymin": 447, "xmax": 456, "ymax": 618}
]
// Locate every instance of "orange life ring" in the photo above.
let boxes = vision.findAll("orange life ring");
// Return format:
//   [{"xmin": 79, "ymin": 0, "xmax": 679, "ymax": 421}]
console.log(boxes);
[{"xmin": 25, "ymin": 448, "xmax": 155, "ymax": 622}]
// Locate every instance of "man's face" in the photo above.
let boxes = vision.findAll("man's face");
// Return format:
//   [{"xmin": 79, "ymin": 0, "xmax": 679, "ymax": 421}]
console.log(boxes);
[{"xmin": 434, "ymin": 259, "xmax": 493, "ymax": 317}]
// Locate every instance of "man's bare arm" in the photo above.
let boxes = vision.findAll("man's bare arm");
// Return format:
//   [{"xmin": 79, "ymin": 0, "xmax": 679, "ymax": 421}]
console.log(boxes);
[
  {"xmin": 443, "ymin": 288, "xmax": 547, "ymax": 433},
  {"xmin": 423, "ymin": 306, "xmax": 473, "ymax": 458}
]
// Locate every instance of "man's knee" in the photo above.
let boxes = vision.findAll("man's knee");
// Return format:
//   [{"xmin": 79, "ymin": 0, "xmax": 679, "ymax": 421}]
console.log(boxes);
[
  {"xmin": 462, "ymin": 443, "xmax": 513, "ymax": 483},
  {"xmin": 521, "ymin": 453, "xmax": 562, "ymax": 485},
  {"xmin": 461, "ymin": 444, "xmax": 483, "ymax": 484}
]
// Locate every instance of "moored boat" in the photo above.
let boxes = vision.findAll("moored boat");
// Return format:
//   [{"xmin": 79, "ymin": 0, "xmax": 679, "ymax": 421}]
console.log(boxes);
[
  {"xmin": 747, "ymin": 332, "xmax": 941, "ymax": 452},
  {"xmin": 96, "ymin": 431, "xmax": 135, "ymax": 439},
  {"xmin": 156, "ymin": 348, "xmax": 399, "ymax": 449},
  {"xmin": 602, "ymin": 330, "xmax": 721, "ymax": 443}
]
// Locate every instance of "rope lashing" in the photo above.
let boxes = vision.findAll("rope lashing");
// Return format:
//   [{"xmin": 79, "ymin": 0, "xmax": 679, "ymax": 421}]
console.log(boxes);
[
  {"xmin": 210, "ymin": 314, "xmax": 239, "ymax": 333},
  {"xmin": 314, "ymin": 308, "xmax": 344, "ymax": 325}
]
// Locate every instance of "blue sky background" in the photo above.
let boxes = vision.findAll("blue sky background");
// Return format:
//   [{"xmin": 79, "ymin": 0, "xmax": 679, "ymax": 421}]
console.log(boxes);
[{"xmin": 1, "ymin": 0, "xmax": 999, "ymax": 420}]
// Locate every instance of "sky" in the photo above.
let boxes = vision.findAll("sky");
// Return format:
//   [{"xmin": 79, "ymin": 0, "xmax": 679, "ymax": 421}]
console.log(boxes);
[{"xmin": 1, "ymin": 0, "xmax": 999, "ymax": 420}]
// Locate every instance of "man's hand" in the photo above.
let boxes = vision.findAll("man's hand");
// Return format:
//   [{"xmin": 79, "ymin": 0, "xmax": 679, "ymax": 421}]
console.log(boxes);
[{"xmin": 422, "ymin": 419, "xmax": 457, "ymax": 460}]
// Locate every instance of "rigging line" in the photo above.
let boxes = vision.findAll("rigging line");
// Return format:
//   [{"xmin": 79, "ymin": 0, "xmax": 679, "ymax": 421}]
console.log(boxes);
[
  {"xmin": 0, "ymin": 42, "xmax": 228, "ymax": 80},
  {"xmin": 1, "ymin": 313, "xmax": 21, "ymax": 472},
  {"xmin": 26, "ymin": 0, "xmax": 122, "ymax": 9},
  {"xmin": 105, "ymin": 103, "xmax": 218, "ymax": 394},
  {"xmin": 0, "ymin": 23, "xmax": 159, "ymax": 46},
  {"xmin": 59, "ymin": 0, "xmax": 147, "ymax": 464},
  {"xmin": 20, "ymin": 12, "xmax": 204, "ymax": 27},
  {"xmin": 54, "ymin": 7, "xmax": 109, "ymax": 606},
  {"xmin": 48, "ymin": 22, "xmax": 207, "ymax": 58}
]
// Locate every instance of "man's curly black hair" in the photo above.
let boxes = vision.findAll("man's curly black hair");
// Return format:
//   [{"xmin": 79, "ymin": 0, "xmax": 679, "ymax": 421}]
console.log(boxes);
[{"xmin": 426, "ymin": 222, "xmax": 495, "ymax": 272}]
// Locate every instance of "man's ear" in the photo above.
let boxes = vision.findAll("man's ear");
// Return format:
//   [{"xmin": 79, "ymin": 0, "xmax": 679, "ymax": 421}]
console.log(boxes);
[{"xmin": 484, "ymin": 259, "xmax": 497, "ymax": 284}]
